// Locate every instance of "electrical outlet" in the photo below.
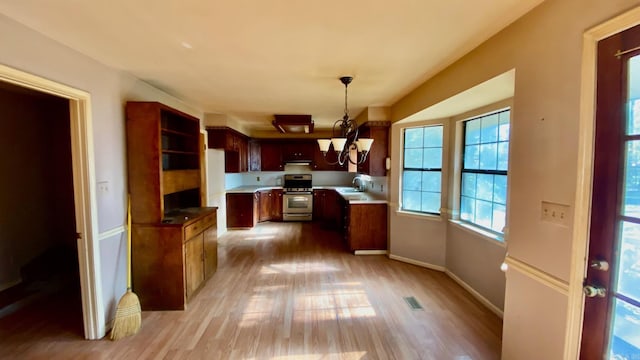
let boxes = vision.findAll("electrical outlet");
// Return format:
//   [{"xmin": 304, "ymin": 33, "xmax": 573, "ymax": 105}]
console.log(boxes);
[
  {"xmin": 541, "ymin": 201, "xmax": 570, "ymax": 226},
  {"xmin": 257, "ymin": 176, "xmax": 260, "ymax": 182},
  {"xmin": 380, "ymin": 184, "xmax": 384, "ymax": 192}
]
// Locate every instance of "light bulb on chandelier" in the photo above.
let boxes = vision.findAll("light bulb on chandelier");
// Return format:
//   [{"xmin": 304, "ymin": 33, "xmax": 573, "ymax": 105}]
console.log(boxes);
[{"xmin": 317, "ymin": 76, "xmax": 373, "ymax": 166}]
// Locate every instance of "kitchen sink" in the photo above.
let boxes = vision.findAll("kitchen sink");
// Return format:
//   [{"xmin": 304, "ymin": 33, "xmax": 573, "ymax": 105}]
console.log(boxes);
[
  {"xmin": 337, "ymin": 187, "xmax": 364, "ymax": 194},
  {"xmin": 342, "ymin": 194, "xmax": 369, "ymax": 201}
]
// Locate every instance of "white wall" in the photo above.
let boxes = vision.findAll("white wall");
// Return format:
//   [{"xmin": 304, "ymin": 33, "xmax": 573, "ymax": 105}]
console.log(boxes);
[
  {"xmin": 206, "ymin": 149, "xmax": 227, "ymax": 236},
  {"xmin": 0, "ymin": 14, "xmax": 203, "ymax": 336}
]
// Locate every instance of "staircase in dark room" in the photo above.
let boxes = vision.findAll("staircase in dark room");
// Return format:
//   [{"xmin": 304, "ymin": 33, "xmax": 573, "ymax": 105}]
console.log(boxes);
[{"xmin": 0, "ymin": 245, "xmax": 80, "ymax": 319}]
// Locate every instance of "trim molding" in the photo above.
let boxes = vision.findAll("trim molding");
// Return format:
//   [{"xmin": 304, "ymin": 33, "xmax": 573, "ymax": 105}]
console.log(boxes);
[
  {"xmin": 388, "ymin": 254, "xmax": 446, "ymax": 272},
  {"xmin": 445, "ymin": 270, "xmax": 504, "ymax": 318},
  {"xmin": 354, "ymin": 250, "xmax": 388, "ymax": 255},
  {"xmin": 504, "ymin": 256, "xmax": 569, "ymax": 295},
  {"xmin": 0, "ymin": 64, "xmax": 104, "ymax": 340},
  {"xmin": 98, "ymin": 226, "xmax": 126, "ymax": 241}
]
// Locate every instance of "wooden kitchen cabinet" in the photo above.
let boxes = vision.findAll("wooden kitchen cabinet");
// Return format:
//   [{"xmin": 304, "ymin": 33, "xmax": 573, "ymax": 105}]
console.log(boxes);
[
  {"xmin": 249, "ymin": 140, "xmax": 261, "ymax": 172},
  {"xmin": 313, "ymin": 144, "xmax": 343, "ymax": 171},
  {"xmin": 206, "ymin": 126, "xmax": 249, "ymax": 173},
  {"xmin": 126, "ymin": 102, "xmax": 202, "ymax": 223},
  {"xmin": 227, "ymin": 189, "xmax": 282, "ymax": 227},
  {"xmin": 313, "ymin": 189, "xmax": 340, "ymax": 228},
  {"xmin": 357, "ymin": 122, "xmax": 390, "ymax": 176},
  {"xmin": 345, "ymin": 203, "xmax": 387, "ymax": 251},
  {"xmin": 131, "ymin": 208, "xmax": 217, "ymax": 310},
  {"xmin": 185, "ymin": 233, "xmax": 204, "ymax": 300},
  {"xmin": 226, "ymin": 192, "xmax": 259, "ymax": 228},
  {"xmin": 260, "ymin": 141, "xmax": 284, "ymax": 171},
  {"xmin": 272, "ymin": 189, "xmax": 283, "ymax": 221},
  {"xmin": 258, "ymin": 189, "xmax": 285, "ymax": 222},
  {"xmin": 258, "ymin": 190, "xmax": 273, "ymax": 222},
  {"xmin": 282, "ymin": 140, "xmax": 315, "ymax": 162},
  {"xmin": 203, "ymin": 225, "xmax": 218, "ymax": 278}
]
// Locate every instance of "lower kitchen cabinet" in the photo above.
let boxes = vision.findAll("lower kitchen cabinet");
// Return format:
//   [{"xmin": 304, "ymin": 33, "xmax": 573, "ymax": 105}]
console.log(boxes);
[
  {"xmin": 132, "ymin": 208, "xmax": 217, "ymax": 310},
  {"xmin": 345, "ymin": 203, "xmax": 387, "ymax": 252},
  {"xmin": 227, "ymin": 190, "xmax": 283, "ymax": 228},
  {"xmin": 313, "ymin": 189, "xmax": 340, "ymax": 228},
  {"xmin": 272, "ymin": 189, "xmax": 283, "ymax": 221},
  {"xmin": 258, "ymin": 190, "xmax": 273, "ymax": 222},
  {"xmin": 203, "ymin": 225, "xmax": 218, "ymax": 277},
  {"xmin": 226, "ymin": 192, "xmax": 259, "ymax": 228},
  {"xmin": 185, "ymin": 233, "xmax": 205, "ymax": 299}
]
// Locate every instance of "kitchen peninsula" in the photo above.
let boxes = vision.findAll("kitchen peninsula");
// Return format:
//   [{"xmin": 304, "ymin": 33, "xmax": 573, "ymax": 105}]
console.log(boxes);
[{"xmin": 225, "ymin": 185, "xmax": 388, "ymax": 253}]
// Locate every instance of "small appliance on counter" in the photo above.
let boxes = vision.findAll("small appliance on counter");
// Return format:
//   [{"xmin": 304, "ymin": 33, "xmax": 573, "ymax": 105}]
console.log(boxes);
[{"xmin": 282, "ymin": 174, "xmax": 313, "ymax": 221}]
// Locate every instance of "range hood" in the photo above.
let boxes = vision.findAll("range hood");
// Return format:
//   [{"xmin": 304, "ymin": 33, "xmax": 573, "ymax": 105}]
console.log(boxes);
[
  {"xmin": 272, "ymin": 114, "xmax": 314, "ymax": 134},
  {"xmin": 284, "ymin": 159, "xmax": 312, "ymax": 166}
]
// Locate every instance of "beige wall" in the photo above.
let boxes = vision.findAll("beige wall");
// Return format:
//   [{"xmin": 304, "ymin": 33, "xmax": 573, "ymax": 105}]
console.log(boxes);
[
  {"xmin": 389, "ymin": 117, "xmax": 450, "ymax": 268},
  {"xmin": 390, "ymin": 0, "xmax": 639, "ymax": 357}
]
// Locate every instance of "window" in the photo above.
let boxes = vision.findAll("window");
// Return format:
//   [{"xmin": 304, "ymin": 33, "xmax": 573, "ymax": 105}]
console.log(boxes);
[
  {"xmin": 460, "ymin": 109, "xmax": 510, "ymax": 233},
  {"xmin": 401, "ymin": 125, "xmax": 444, "ymax": 214}
]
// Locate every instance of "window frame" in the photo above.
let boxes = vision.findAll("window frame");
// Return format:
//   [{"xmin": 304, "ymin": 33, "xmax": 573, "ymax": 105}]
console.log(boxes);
[
  {"xmin": 459, "ymin": 108, "xmax": 511, "ymax": 236},
  {"xmin": 400, "ymin": 124, "xmax": 445, "ymax": 215}
]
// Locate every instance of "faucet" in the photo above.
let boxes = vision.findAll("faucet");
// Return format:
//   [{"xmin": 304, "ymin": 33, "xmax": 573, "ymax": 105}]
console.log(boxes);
[{"xmin": 352, "ymin": 176, "xmax": 364, "ymax": 192}]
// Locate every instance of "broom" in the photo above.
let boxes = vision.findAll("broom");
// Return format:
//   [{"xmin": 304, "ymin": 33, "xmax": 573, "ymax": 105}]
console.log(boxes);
[{"xmin": 110, "ymin": 195, "xmax": 141, "ymax": 340}]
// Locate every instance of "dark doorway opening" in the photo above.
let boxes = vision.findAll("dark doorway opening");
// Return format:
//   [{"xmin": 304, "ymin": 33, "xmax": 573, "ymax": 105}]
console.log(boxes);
[{"xmin": 0, "ymin": 80, "xmax": 82, "ymax": 339}]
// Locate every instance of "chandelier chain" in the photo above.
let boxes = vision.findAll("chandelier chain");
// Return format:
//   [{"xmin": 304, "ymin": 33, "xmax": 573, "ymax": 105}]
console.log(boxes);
[{"xmin": 344, "ymin": 82, "xmax": 349, "ymax": 120}]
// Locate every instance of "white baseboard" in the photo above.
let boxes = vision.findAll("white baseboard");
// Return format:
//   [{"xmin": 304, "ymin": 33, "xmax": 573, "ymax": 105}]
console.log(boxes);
[
  {"xmin": 388, "ymin": 254, "xmax": 503, "ymax": 318},
  {"xmin": 388, "ymin": 254, "xmax": 446, "ymax": 272},
  {"xmin": 354, "ymin": 250, "xmax": 388, "ymax": 255},
  {"xmin": 0, "ymin": 279, "xmax": 22, "ymax": 292},
  {"xmin": 445, "ymin": 270, "xmax": 504, "ymax": 318}
]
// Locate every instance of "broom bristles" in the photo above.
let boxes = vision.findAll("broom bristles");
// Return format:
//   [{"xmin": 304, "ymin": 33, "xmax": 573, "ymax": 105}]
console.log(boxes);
[{"xmin": 110, "ymin": 290, "xmax": 141, "ymax": 341}]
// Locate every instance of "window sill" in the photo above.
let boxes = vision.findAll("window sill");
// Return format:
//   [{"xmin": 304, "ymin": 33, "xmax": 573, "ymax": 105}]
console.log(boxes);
[
  {"xmin": 395, "ymin": 209, "xmax": 443, "ymax": 222},
  {"xmin": 448, "ymin": 220, "xmax": 506, "ymax": 247}
]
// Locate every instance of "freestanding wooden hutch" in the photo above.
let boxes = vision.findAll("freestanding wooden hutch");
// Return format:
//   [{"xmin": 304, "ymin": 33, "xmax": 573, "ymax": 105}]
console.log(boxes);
[{"xmin": 126, "ymin": 101, "xmax": 217, "ymax": 310}]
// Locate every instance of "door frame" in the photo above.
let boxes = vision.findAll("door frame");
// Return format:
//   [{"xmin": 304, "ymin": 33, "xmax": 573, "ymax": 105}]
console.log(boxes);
[
  {"xmin": 567, "ymin": 6, "xmax": 640, "ymax": 359},
  {"xmin": 0, "ymin": 64, "xmax": 103, "ymax": 339}
]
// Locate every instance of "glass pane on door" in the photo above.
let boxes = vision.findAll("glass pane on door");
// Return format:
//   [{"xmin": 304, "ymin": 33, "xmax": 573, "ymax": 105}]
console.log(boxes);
[
  {"xmin": 610, "ymin": 299, "xmax": 640, "ymax": 359},
  {"xmin": 609, "ymin": 54, "xmax": 640, "ymax": 359}
]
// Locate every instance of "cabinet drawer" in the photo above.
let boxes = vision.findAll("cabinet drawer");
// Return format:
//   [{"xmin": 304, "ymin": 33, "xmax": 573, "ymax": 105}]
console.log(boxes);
[{"xmin": 184, "ymin": 212, "xmax": 216, "ymax": 240}]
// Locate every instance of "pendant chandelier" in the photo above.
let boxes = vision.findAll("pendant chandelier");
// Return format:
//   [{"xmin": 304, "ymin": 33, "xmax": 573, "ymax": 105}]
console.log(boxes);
[{"xmin": 317, "ymin": 76, "xmax": 373, "ymax": 166}]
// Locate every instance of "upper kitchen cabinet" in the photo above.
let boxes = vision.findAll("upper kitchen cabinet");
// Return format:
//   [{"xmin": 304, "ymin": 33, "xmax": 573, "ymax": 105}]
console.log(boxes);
[
  {"xmin": 260, "ymin": 141, "xmax": 284, "ymax": 171},
  {"xmin": 126, "ymin": 101, "xmax": 202, "ymax": 223},
  {"xmin": 206, "ymin": 126, "xmax": 249, "ymax": 173},
  {"xmin": 313, "ymin": 142, "xmax": 342, "ymax": 171},
  {"xmin": 248, "ymin": 140, "xmax": 261, "ymax": 172},
  {"xmin": 282, "ymin": 140, "xmax": 314, "ymax": 163},
  {"xmin": 358, "ymin": 122, "xmax": 389, "ymax": 176}
]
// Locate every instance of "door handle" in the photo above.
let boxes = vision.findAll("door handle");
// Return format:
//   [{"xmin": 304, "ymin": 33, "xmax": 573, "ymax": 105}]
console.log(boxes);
[{"xmin": 583, "ymin": 284, "xmax": 607, "ymax": 298}]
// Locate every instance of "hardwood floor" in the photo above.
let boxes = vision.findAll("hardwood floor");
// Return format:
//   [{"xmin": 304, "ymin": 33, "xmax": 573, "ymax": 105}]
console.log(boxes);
[{"xmin": 0, "ymin": 222, "xmax": 502, "ymax": 359}]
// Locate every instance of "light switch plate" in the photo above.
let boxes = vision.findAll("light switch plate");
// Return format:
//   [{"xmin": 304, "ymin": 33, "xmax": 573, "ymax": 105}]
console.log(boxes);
[
  {"xmin": 97, "ymin": 181, "xmax": 109, "ymax": 194},
  {"xmin": 541, "ymin": 201, "xmax": 570, "ymax": 226}
]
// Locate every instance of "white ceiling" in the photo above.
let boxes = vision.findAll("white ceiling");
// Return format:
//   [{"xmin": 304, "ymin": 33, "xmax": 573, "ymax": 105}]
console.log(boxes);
[{"xmin": 0, "ymin": 0, "xmax": 543, "ymax": 132}]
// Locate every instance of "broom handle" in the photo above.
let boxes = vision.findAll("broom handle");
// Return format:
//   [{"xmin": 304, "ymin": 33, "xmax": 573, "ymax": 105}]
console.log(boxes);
[{"xmin": 127, "ymin": 194, "xmax": 132, "ymax": 290}]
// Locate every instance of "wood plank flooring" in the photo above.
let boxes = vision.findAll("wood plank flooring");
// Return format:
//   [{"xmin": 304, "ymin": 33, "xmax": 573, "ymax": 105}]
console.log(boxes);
[{"xmin": 0, "ymin": 222, "xmax": 502, "ymax": 359}]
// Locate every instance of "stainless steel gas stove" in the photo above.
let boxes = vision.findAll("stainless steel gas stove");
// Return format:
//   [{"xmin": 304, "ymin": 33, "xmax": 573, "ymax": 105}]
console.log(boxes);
[{"xmin": 282, "ymin": 174, "xmax": 313, "ymax": 221}]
